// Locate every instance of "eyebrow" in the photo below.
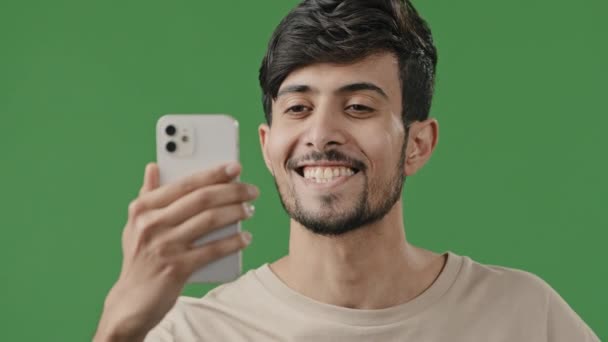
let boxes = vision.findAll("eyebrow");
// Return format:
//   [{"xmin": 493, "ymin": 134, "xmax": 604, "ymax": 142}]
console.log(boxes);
[
  {"xmin": 277, "ymin": 85, "xmax": 312, "ymax": 98},
  {"xmin": 276, "ymin": 82, "xmax": 388, "ymax": 99},
  {"xmin": 337, "ymin": 82, "xmax": 388, "ymax": 99}
]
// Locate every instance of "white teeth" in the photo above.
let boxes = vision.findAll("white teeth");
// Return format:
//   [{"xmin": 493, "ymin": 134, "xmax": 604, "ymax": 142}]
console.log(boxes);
[
  {"xmin": 301, "ymin": 166, "xmax": 356, "ymax": 183},
  {"xmin": 315, "ymin": 168, "xmax": 323, "ymax": 179}
]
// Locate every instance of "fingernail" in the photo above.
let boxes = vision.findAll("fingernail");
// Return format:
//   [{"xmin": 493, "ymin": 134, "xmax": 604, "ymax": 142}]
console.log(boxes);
[
  {"xmin": 225, "ymin": 162, "xmax": 240, "ymax": 177},
  {"xmin": 243, "ymin": 203, "xmax": 255, "ymax": 217},
  {"xmin": 248, "ymin": 185, "xmax": 259, "ymax": 197},
  {"xmin": 241, "ymin": 231, "xmax": 252, "ymax": 245}
]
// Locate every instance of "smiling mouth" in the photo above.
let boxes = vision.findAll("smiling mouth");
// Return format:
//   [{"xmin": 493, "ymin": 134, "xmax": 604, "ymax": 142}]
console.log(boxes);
[{"xmin": 295, "ymin": 165, "xmax": 360, "ymax": 183}]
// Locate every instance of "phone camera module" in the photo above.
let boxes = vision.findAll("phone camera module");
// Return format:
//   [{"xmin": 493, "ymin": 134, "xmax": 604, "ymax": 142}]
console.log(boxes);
[
  {"xmin": 165, "ymin": 125, "xmax": 177, "ymax": 136},
  {"xmin": 166, "ymin": 141, "xmax": 177, "ymax": 153}
]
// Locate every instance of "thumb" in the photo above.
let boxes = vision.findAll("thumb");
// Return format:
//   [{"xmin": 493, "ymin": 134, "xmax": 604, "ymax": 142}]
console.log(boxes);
[{"xmin": 139, "ymin": 162, "xmax": 160, "ymax": 195}]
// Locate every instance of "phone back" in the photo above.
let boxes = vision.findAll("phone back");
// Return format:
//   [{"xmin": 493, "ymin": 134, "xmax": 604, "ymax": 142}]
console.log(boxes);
[{"xmin": 156, "ymin": 114, "xmax": 241, "ymax": 283}]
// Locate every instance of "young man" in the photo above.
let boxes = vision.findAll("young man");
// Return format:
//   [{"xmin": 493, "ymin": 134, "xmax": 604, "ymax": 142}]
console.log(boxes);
[{"xmin": 94, "ymin": 0, "xmax": 599, "ymax": 341}]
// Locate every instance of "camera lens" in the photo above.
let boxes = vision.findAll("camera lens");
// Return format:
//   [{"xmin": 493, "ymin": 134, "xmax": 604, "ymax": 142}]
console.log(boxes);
[
  {"xmin": 165, "ymin": 125, "xmax": 176, "ymax": 136},
  {"xmin": 166, "ymin": 141, "xmax": 177, "ymax": 153}
]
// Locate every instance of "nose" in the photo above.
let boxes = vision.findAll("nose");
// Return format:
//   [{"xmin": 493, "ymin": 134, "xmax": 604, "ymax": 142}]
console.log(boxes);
[{"xmin": 304, "ymin": 107, "xmax": 347, "ymax": 151}]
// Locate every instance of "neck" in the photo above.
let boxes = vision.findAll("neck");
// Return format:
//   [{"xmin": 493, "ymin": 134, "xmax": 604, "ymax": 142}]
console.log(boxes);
[{"xmin": 269, "ymin": 201, "xmax": 446, "ymax": 309}]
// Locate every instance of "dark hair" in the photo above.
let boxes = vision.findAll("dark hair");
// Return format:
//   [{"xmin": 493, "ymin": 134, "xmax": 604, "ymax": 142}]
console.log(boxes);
[{"xmin": 259, "ymin": 0, "xmax": 437, "ymax": 127}]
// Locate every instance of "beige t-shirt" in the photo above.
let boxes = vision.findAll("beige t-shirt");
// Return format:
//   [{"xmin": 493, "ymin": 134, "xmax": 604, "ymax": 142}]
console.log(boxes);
[{"xmin": 145, "ymin": 252, "xmax": 600, "ymax": 341}]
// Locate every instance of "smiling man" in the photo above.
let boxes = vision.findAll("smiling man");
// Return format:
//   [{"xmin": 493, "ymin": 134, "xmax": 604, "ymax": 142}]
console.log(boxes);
[
  {"xmin": 255, "ymin": 50, "xmax": 449, "ymax": 314},
  {"xmin": 94, "ymin": 1, "xmax": 599, "ymax": 341},
  {"xmin": 263, "ymin": 54, "xmax": 410, "ymax": 239}
]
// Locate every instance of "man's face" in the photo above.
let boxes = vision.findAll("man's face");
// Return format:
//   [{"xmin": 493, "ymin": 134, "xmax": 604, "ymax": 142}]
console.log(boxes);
[{"xmin": 259, "ymin": 52, "xmax": 407, "ymax": 236}]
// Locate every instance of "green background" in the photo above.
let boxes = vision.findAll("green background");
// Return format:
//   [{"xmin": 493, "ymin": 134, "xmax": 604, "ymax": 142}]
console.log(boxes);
[{"xmin": 1, "ymin": 0, "xmax": 605, "ymax": 340}]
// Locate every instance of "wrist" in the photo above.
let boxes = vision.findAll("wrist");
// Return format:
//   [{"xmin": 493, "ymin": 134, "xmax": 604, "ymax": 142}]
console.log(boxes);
[
  {"xmin": 94, "ymin": 313, "xmax": 146, "ymax": 342},
  {"xmin": 94, "ymin": 325, "xmax": 145, "ymax": 342}
]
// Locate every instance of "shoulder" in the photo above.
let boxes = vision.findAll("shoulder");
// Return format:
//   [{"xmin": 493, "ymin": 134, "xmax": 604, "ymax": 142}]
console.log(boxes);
[
  {"xmin": 462, "ymin": 255, "xmax": 553, "ymax": 293},
  {"xmin": 171, "ymin": 265, "xmax": 265, "ymax": 317},
  {"xmin": 450, "ymin": 254, "xmax": 599, "ymax": 341},
  {"xmin": 454, "ymin": 254, "xmax": 553, "ymax": 301},
  {"xmin": 446, "ymin": 254, "xmax": 558, "ymax": 317},
  {"xmin": 145, "ymin": 266, "xmax": 267, "ymax": 341}
]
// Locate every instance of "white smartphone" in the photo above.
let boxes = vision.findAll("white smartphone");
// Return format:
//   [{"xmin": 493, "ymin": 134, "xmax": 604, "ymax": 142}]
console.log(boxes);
[{"xmin": 156, "ymin": 114, "xmax": 241, "ymax": 283}]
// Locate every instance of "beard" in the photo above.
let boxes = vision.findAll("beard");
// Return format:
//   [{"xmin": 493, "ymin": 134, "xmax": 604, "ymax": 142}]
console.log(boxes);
[{"xmin": 274, "ymin": 138, "xmax": 407, "ymax": 236}]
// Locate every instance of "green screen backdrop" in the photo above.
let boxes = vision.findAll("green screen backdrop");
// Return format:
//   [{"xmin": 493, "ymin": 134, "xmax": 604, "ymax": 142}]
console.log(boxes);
[{"xmin": 1, "ymin": 0, "xmax": 606, "ymax": 340}]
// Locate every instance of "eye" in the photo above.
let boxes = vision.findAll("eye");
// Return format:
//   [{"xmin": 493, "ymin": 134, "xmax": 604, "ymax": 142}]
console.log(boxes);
[
  {"xmin": 346, "ymin": 104, "xmax": 374, "ymax": 114},
  {"xmin": 285, "ymin": 105, "xmax": 311, "ymax": 115}
]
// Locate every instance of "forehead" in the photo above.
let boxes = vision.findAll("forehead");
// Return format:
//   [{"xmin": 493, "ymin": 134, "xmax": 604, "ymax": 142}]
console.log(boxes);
[{"xmin": 278, "ymin": 52, "xmax": 401, "ymax": 97}]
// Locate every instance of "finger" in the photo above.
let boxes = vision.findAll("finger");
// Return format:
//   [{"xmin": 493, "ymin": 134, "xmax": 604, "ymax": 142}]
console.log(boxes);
[
  {"xmin": 181, "ymin": 231, "xmax": 252, "ymax": 274},
  {"xmin": 158, "ymin": 182, "xmax": 258, "ymax": 228},
  {"xmin": 130, "ymin": 188, "xmax": 255, "ymax": 249},
  {"xmin": 138, "ymin": 161, "xmax": 241, "ymax": 211},
  {"xmin": 139, "ymin": 163, "xmax": 160, "ymax": 195},
  {"xmin": 168, "ymin": 202, "xmax": 254, "ymax": 244}
]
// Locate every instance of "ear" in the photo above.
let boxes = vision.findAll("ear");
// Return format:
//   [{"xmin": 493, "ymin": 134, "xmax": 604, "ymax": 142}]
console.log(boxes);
[
  {"xmin": 258, "ymin": 123, "xmax": 274, "ymax": 176},
  {"xmin": 404, "ymin": 118, "xmax": 439, "ymax": 176}
]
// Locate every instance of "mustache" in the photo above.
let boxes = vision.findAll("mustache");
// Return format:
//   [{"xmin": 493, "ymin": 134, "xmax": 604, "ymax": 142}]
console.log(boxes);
[{"xmin": 286, "ymin": 150, "xmax": 367, "ymax": 172}]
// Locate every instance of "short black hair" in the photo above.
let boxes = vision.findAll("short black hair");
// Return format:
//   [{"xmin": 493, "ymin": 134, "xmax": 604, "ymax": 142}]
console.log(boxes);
[{"xmin": 259, "ymin": 0, "xmax": 437, "ymax": 127}]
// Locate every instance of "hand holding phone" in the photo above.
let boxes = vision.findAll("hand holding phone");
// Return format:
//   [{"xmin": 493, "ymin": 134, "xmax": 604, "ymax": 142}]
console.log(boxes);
[
  {"xmin": 94, "ymin": 115, "xmax": 258, "ymax": 342},
  {"xmin": 156, "ymin": 114, "xmax": 245, "ymax": 283}
]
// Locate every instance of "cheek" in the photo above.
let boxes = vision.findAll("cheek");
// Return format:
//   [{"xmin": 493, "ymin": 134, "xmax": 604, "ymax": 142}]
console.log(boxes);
[
  {"xmin": 357, "ymin": 121, "xmax": 404, "ymax": 167},
  {"xmin": 267, "ymin": 126, "xmax": 297, "ymax": 169}
]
